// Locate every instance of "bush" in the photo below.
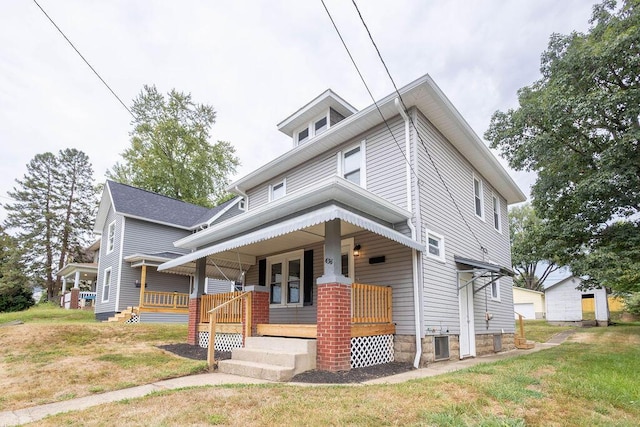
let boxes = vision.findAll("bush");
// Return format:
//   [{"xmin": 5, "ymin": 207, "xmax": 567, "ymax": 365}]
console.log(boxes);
[
  {"xmin": 0, "ymin": 283, "xmax": 34, "ymax": 312},
  {"xmin": 624, "ymin": 293, "xmax": 640, "ymax": 316}
]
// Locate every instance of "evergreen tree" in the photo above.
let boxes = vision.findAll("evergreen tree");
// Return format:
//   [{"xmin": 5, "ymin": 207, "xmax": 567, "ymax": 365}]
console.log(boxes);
[{"xmin": 0, "ymin": 226, "xmax": 33, "ymax": 312}]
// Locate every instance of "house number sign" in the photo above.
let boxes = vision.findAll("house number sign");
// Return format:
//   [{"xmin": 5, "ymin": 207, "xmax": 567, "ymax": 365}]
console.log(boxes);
[{"xmin": 324, "ymin": 257, "xmax": 334, "ymax": 265}]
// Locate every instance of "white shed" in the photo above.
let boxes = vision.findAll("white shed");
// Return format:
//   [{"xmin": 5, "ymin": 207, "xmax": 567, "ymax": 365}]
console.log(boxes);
[{"xmin": 545, "ymin": 276, "xmax": 609, "ymax": 326}]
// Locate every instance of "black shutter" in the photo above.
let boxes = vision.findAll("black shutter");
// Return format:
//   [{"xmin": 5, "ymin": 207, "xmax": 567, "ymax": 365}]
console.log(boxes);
[
  {"xmin": 258, "ymin": 259, "xmax": 266, "ymax": 287},
  {"xmin": 304, "ymin": 250, "xmax": 313, "ymax": 306}
]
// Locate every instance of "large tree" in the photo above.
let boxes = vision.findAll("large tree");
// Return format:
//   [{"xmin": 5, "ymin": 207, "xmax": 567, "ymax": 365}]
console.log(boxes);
[
  {"xmin": 486, "ymin": 0, "xmax": 640, "ymax": 292},
  {"xmin": 108, "ymin": 85, "xmax": 239, "ymax": 207},
  {"xmin": 3, "ymin": 149, "xmax": 97, "ymax": 300},
  {"xmin": 509, "ymin": 204, "xmax": 561, "ymax": 291},
  {"xmin": 0, "ymin": 226, "xmax": 33, "ymax": 312}
]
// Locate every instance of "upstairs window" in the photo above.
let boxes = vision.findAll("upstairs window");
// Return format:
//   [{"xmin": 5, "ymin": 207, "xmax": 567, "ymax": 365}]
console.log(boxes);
[
  {"xmin": 426, "ymin": 230, "xmax": 445, "ymax": 262},
  {"xmin": 314, "ymin": 116, "xmax": 327, "ymax": 135},
  {"xmin": 340, "ymin": 141, "xmax": 366, "ymax": 188},
  {"xmin": 270, "ymin": 180, "xmax": 286, "ymax": 201},
  {"xmin": 107, "ymin": 221, "xmax": 116, "ymax": 254},
  {"xmin": 473, "ymin": 176, "xmax": 484, "ymax": 219},
  {"xmin": 297, "ymin": 128, "xmax": 309, "ymax": 145},
  {"xmin": 492, "ymin": 194, "xmax": 501, "ymax": 232},
  {"xmin": 294, "ymin": 113, "xmax": 330, "ymax": 146}
]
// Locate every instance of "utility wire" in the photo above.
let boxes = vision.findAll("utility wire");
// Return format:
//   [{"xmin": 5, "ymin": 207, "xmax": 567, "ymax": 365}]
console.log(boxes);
[
  {"xmin": 351, "ymin": 0, "xmax": 486, "ymax": 255},
  {"xmin": 32, "ymin": 0, "xmax": 134, "ymax": 118},
  {"xmin": 320, "ymin": 0, "xmax": 417, "ymax": 183}
]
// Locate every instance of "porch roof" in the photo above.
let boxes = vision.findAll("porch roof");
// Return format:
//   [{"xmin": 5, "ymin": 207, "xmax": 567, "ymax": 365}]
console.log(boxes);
[
  {"xmin": 158, "ymin": 204, "xmax": 425, "ymax": 276},
  {"xmin": 55, "ymin": 263, "xmax": 98, "ymax": 280}
]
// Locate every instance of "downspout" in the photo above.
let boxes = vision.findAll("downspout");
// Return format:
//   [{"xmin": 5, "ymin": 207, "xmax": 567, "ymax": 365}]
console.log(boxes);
[
  {"xmin": 234, "ymin": 186, "xmax": 248, "ymax": 211},
  {"xmin": 396, "ymin": 98, "xmax": 422, "ymax": 368}
]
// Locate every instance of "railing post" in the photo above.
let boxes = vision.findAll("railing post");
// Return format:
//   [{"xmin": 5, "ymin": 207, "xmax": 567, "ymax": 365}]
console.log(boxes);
[
  {"xmin": 173, "ymin": 292, "xmax": 178, "ymax": 309},
  {"xmin": 207, "ymin": 312, "xmax": 217, "ymax": 369},
  {"xmin": 138, "ymin": 265, "xmax": 147, "ymax": 308}
]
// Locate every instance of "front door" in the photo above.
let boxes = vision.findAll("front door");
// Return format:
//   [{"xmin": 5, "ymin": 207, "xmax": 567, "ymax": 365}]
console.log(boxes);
[{"xmin": 458, "ymin": 274, "xmax": 476, "ymax": 358}]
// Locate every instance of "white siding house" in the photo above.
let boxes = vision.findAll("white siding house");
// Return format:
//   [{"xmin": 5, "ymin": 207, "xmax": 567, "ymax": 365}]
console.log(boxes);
[{"xmin": 545, "ymin": 276, "xmax": 609, "ymax": 326}]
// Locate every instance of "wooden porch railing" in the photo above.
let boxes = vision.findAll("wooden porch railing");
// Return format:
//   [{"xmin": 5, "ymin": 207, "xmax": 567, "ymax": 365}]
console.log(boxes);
[
  {"xmin": 142, "ymin": 290, "xmax": 189, "ymax": 309},
  {"xmin": 207, "ymin": 291, "xmax": 252, "ymax": 367},
  {"xmin": 200, "ymin": 291, "xmax": 244, "ymax": 323},
  {"xmin": 351, "ymin": 283, "xmax": 392, "ymax": 324}
]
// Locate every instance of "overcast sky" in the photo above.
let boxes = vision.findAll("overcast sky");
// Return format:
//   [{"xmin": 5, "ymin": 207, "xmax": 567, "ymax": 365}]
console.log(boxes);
[{"xmin": 0, "ymin": 0, "xmax": 597, "ymax": 221}]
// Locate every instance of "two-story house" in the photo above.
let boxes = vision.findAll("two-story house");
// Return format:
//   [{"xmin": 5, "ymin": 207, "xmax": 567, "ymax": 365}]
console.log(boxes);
[
  {"xmin": 93, "ymin": 180, "xmax": 243, "ymax": 322},
  {"xmin": 158, "ymin": 74, "xmax": 526, "ymax": 378}
]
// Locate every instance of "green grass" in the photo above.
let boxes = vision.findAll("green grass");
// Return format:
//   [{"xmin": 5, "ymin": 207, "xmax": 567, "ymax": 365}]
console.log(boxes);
[
  {"xmin": 517, "ymin": 319, "xmax": 574, "ymax": 342},
  {"xmin": 0, "ymin": 302, "xmax": 95, "ymax": 324}
]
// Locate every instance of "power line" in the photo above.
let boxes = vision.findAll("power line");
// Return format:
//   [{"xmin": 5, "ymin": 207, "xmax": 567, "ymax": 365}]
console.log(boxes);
[
  {"xmin": 32, "ymin": 0, "xmax": 134, "ymax": 118},
  {"xmin": 350, "ymin": 0, "xmax": 486, "ymax": 254},
  {"xmin": 319, "ymin": 0, "xmax": 417, "ymax": 183}
]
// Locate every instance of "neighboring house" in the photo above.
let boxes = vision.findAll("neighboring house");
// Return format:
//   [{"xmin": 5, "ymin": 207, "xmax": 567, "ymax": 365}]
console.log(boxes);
[
  {"xmin": 545, "ymin": 276, "xmax": 609, "ymax": 326},
  {"xmin": 56, "ymin": 239, "xmax": 100, "ymax": 309},
  {"xmin": 158, "ymin": 74, "xmax": 526, "ymax": 376},
  {"xmin": 93, "ymin": 180, "xmax": 243, "ymax": 322},
  {"xmin": 513, "ymin": 287, "xmax": 545, "ymax": 319}
]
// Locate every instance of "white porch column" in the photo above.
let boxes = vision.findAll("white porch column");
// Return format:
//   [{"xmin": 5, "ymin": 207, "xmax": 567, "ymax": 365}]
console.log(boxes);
[
  {"xmin": 73, "ymin": 271, "xmax": 80, "ymax": 289},
  {"xmin": 191, "ymin": 257, "xmax": 207, "ymax": 298},
  {"xmin": 317, "ymin": 219, "xmax": 351, "ymax": 285},
  {"xmin": 61, "ymin": 277, "xmax": 67, "ymax": 294}
]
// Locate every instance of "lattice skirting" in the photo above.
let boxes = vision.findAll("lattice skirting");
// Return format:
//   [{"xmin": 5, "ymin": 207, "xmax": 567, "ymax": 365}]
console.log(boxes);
[
  {"xmin": 125, "ymin": 314, "xmax": 140, "ymax": 324},
  {"xmin": 351, "ymin": 334, "xmax": 394, "ymax": 368},
  {"xmin": 198, "ymin": 332, "xmax": 243, "ymax": 352}
]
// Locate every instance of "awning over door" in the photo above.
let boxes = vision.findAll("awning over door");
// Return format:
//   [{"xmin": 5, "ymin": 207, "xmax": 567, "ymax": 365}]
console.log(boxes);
[{"xmin": 455, "ymin": 255, "xmax": 514, "ymax": 294}]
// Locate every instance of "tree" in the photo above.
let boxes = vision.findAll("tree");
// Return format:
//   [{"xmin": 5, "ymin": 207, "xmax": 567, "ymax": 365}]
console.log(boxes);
[
  {"xmin": 0, "ymin": 226, "xmax": 33, "ymax": 312},
  {"xmin": 3, "ymin": 149, "xmax": 97, "ymax": 300},
  {"xmin": 485, "ymin": 0, "xmax": 640, "ymax": 292},
  {"xmin": 509, "ymin": 204, "xmax": 561, "ymax": 291},
  {"xmin": 108, "ymin": 85, "xmax": 239, "ymax": 207}
]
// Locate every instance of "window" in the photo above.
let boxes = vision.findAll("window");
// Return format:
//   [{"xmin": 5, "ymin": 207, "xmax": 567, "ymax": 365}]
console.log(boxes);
[
  {"xmin": 490, "ymin": 279, "xmax": 500, "ymax": 301},
  {"xmin": 270, "ymin": 180, "xmax": 286, "ymax": 201},
  {"xmin": 492, "ymin": 194, "xmax": 501, "ymax": 232},
  {"xmin": 294, "ymin": 113, "xmax": 330, "ymax": 146},
  {"xmin": 102, "ymin": 268, "xmax": 112, "ymax": 302},
  {"xmin": 340, "ymin": 141, "xmax": 366, "ymax": 187},
  {"xmin": 238, "ymin": 197, "xmax": 246, "ymax": 211},
  {"xmin": 473, "ymin": 176, "xmax": 484, "ymax": 219},
  {"xmin": 426, "ymin": 230, "xmax": 445, "ymax": 262},
  {"xmin": 107, "ymin": 221, "xmax": 116, "ymax": 254},
  {"xmin": 267, "ymin": 250, "xmax": 304, "ymax": 307},
  {"xmin": 297, "ymin": 128, "xmax": 309, "ymax": 144},
  {"xmin": 314, "ymin": 117, "xmax": 327, "ymax": 135}
]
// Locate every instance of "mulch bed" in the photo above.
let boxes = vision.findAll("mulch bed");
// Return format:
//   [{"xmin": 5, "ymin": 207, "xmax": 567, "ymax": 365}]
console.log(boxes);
[{"xmin": 158, "ymin": 343, "xmax": 414, "ymax": 383}]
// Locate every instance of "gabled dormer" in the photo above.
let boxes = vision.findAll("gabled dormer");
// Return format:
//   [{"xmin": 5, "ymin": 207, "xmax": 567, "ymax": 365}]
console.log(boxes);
[{"xmin": 277, "ymin": 89, "xmax": 357, "ymax": 147}]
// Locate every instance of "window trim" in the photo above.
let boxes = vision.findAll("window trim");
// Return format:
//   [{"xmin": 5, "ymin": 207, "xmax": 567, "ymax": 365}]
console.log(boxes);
[
  {"xmin": 267, "ymin": 249, "xmax": 305, "ymax": 308},
  {"xmin": 337, "ymin": 140, "xmax": 366, "ymax": 189},
  {"xmin": 490, "ymin": 278, "xmax": 501, "ymax": 301},
  {"xmin": 106, "ymin": 220, "xmax": 116, "ymax": 254},
  {"xmin": 492, "ymin": 193, "xmax": 501, "ymax": 232},
  {"xmin": 294, "ymin": 111, "xmax": 331, "ymax": 146},
  {"xmin": 269, "ymin": 179, "xmax": 286, "ymax": 202},
  {"xmin": 102, "ymin": 267, "xmax": 112, "ymax": 303},
  {"xmin": 473, "ymin": 175, "xmax": 484, "ymax": 220},
  {"xmin": 238, "ymin": 198, "xmax": 246, "ymax": 211},
  {"xmin": 425, "ymin": 229, "xmax": 446, "ymax": 263}
]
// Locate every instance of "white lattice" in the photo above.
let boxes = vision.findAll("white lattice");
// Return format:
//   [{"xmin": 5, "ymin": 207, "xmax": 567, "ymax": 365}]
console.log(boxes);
[
  {"xmin": 125, "ymin": 314, "xmax": 139, "ymax": 324},
  {"xmin": 351, "ymin": 334, "xmax": 394, "ymax": 368},
  {"xmin": 198, "ymin": 332, "xmax": 243, "ymax": 352}
]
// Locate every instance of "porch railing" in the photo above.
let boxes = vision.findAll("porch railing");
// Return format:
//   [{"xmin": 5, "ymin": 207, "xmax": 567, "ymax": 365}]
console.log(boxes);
[
  {"xmin": 200, "ymin": 291, "xmax": 244, "ymax": 323},
  {"xmin": 142, "ymin": 290, "xmax": 189, "ymax": 309},
  {"xmin": 206, "ymin": 291, "xmax": 252, "ymax": 368},
  {"xmin": 351, "ymin": 283, "xmax": 392, "ymax": 324}
]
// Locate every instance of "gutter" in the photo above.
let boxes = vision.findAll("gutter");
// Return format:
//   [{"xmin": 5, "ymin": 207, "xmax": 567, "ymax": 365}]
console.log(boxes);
[
  {"xmin": 234, "ymin": 186, "xmax": 248, "ymax": 212},
  {"xmin": 396, "ymin": 98, "xmax": 422, "ymax": 369}
]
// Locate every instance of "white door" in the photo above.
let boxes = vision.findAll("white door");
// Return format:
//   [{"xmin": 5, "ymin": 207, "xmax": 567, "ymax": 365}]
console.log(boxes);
[{"xmin": 458, "ymin": 277, "xmax": 476, "ymax": 358}]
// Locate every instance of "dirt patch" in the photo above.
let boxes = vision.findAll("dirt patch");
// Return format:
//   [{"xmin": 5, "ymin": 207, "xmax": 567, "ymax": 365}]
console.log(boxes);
[{"xmin": 158, "ymin": 343, "xmax": 231, "ymax": 361}]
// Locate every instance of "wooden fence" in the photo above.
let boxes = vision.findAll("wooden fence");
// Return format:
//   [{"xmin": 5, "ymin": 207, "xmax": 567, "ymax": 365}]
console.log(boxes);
[
  {"xmin": 142, "ymin": 290, "xmax": 190, "ymax": 309},
  {"xmin": 351, "ymin": 283, "xmax": 392, "ymax": 324}
]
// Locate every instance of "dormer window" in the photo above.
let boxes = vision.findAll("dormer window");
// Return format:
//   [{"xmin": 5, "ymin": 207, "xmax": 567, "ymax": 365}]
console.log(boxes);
[
  {"xmin": 270, "ymin": 180, "xmax": 286, "ymax": 201},
  {"xmin": 294, "ymin": 113, "xmax": 330, "ymax": 146}
]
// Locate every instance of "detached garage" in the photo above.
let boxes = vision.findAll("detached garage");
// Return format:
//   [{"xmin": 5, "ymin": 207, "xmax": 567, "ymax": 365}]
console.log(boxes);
[
  {"xmin": 545, "ymin": 276, "xmax": 609, "ymax": 326},
  {"xmin": 512, "ymin": 287, "xmax": 545, "ymax": 319}
]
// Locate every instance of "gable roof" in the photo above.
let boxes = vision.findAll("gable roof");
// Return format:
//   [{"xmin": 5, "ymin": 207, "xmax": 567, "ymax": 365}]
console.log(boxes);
[
  {"xmin": 94, "ymin": 180, "xmax": 236, "ymax": 233},
  {"xmin": 231, "ymin": 74, "xmax": 526, "ymax": 205}
]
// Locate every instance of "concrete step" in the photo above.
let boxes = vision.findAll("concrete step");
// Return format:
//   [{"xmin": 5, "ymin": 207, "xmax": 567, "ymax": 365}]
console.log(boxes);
[
  {"xmin": 231, "ymin": 348, "xmax": 315, "ymax": 373},
  {"xmin": 245, "ymin": 336, "xmax": 316, "ymax": 353},
  {"xmin": 218, "ymin": 359, "xmax": 295, "ymax": 382}
]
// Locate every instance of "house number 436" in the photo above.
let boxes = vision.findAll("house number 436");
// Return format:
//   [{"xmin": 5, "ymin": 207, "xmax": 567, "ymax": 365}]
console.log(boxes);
[{"xmin": 324, "ymin": 258, "xmax": 333, "ymax": 265}]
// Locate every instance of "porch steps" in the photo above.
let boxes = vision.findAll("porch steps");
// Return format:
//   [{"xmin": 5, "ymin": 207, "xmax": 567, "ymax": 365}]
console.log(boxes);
[
  {"xmin": 106, "ymin": 306, "xmax": 139, "ymax": 323},
  {"xmin": 218, "ymin": 337, "xmax": 316, "ymax": 382},
  {"xmin": 515, "ymin": 335, "xmax": 535, "ymax": 350}
]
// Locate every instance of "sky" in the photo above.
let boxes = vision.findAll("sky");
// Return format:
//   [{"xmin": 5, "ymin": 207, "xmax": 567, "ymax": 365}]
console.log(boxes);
[{"xmin": 0, "ymin": 0, "xmax": 597, "ymax": 222}]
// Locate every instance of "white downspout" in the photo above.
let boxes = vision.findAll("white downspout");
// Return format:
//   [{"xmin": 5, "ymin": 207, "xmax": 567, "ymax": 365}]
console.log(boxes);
[
  {"xmin": 234, "ymin": 186, "xmax": 248, "ymax": 211},
  {"xmin": 396, "ymin": 98, "xmax": 422, "ymax": 368}
]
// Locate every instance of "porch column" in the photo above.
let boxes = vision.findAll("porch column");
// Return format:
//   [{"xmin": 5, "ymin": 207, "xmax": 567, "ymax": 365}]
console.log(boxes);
[
  {"xmin": 317, "ymin": 219, "xmax": 352, "ymax": 372},
  {"xmin": 188, "ymin": 257, "xmax": 207, "ymax": 345},
  {"xmin": 244, "ymin": 285, "xmax": 269, "ymax": 339},
  {"xmin": 73, "ymin": 271, "xmax": 80, "ymax": 289},
  {"xmin": 61, "ymin": 277, "xmax": 67, "ymax": 295},
  {"xmin": 138, "ymin": 265, "xmax": 147, "ymax": 308}
]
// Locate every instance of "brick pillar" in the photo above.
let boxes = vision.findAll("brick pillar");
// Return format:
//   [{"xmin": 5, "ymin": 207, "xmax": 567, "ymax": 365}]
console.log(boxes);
[
  {"xmin": 243, "ymin": 286, "xmax": 269, "ymax": 340},
  {"xmin": 70, "ymin": 288, "xmax": 80, "ymax": 310},
  {"xmin": 187, "ymin": 297, "xmax": 201, "ymax": 345},
  {"xmin": 317, "ymin": 282, "xmax": 352, "ymax": 372}
]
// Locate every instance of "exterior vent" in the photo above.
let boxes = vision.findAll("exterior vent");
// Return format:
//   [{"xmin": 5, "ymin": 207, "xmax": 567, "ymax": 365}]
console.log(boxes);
[
  {"xmin": 434, "ymin": 336, "xmax": 450, "ymax": 360},
  {"xmin": 493, "ymin": 334, "xmax": 502, "ymax": 352}
]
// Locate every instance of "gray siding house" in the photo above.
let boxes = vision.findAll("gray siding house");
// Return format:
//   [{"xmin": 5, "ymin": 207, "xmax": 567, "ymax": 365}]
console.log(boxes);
[
  {"xmin": 93, "ymin": 180, "xmax": 243, "ymax": 322},
  {"xmin": 159, "ymin": 74, "xmax": 526, "ymax": 372}
]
